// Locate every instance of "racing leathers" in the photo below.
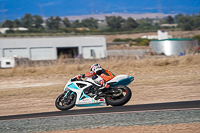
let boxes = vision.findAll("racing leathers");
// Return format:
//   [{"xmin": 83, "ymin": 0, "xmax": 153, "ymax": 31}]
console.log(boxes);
[{"xmin": 77, "ymin": 69, "xmax": 115, "ymax": 89}]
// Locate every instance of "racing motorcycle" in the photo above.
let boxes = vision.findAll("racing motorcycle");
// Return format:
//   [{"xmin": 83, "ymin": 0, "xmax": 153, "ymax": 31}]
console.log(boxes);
[{"xmin": 55, "ymin": 75, "xmax": 134, "ymax": 111}]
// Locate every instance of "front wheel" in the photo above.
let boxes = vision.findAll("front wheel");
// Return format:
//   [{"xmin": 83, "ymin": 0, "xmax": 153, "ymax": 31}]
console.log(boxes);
[
  {"xmin": 106, "ymin": 85, "xmax": 132, "ymax": 106},
  {"xmin": 55, "ymin": 91, "xmax": 76, "ymax": 111}
]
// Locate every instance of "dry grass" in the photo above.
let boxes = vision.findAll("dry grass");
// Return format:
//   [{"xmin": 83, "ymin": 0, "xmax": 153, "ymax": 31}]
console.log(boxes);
[
  {"xmin": 0, "ymin": 54, "xmax": 200, "ymax": 77},
  {"xmin": 0, "ymin": 54, "xmax": 200, "ymax": 116}
]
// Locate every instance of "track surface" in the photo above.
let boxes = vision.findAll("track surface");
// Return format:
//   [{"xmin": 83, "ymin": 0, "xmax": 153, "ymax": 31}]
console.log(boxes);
[{"xmin": 1, "ymin": 100, "xmax": 200, "ymax": 121}]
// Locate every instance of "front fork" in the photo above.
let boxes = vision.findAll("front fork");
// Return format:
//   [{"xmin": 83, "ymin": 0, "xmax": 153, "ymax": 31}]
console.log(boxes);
[{"xmin": 63, "ymin": 90, "xmax": 74, "ymax": 100}]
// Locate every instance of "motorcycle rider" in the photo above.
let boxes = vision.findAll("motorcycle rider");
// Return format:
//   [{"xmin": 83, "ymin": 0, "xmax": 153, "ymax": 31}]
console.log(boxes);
[{"xmin": 75, "ymin": 63, "xmax": 115, "ymax": 99}]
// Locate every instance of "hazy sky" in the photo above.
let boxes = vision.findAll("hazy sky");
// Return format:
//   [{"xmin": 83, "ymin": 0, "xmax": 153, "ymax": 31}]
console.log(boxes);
[{"xmin": 0, "ymin": 0, "xmax": 200, "ymax": 20}]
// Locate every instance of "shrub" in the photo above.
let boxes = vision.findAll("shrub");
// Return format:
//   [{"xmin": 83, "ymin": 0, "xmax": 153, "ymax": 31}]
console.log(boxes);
[
  {"xmin": 138, "ymin": 39, "xmax": 150, "ymax": 46},
  {"xmin": 192, "ymin": 35, "xmax": 200, "ymax": 45}
]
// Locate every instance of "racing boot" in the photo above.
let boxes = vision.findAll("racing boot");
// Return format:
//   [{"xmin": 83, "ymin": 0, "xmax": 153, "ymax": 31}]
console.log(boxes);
[{"xmin": 94, "ymin": 87, "xmax": 106, "ymax": 100}]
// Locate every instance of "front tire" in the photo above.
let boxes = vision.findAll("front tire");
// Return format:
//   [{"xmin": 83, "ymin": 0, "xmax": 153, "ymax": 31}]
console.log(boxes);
[
  {"xmin": 106, "ymin": 85, "xmax": 132, "ymax": 106},
  {"xmin": 55, "ymin": 91, "xmax": 76, "ymax": 111}
]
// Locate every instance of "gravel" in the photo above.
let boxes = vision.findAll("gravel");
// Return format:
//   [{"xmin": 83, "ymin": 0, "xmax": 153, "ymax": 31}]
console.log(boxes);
[{"xmin": 0, "ymin": 109, "xmax": 200, "ymax": 133}]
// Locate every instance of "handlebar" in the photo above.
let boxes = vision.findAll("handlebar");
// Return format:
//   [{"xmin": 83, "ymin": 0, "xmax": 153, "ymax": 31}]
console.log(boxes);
[{"xmin": 71, "ymin": 77, "xmax": 83, "ymax": 82}]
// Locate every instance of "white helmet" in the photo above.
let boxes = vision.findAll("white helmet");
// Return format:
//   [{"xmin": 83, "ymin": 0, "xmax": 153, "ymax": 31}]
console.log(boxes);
[{"xmin": 90, "ymin": 63, "xmax": 102, "ymax": 74}]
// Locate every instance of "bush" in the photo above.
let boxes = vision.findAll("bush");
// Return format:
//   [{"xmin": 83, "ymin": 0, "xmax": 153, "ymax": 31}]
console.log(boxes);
[
  {"xmin": 138, "ymin": 39, "xmax": 150, "ymax": 46},
  {"xmin": 192, "ymin": 35, "xmax": 200, "ymax": 45},
  {"xmin": 113, "ymin": 38, "xmax": 136, "ymax": 42},
  {"xmin": 113, "ymin": 37, "xmax": 150, "ymax": 46}
]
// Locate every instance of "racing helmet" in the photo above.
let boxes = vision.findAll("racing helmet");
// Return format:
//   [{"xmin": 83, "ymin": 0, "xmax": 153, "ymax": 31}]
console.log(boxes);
[{"xmin": 90, "ymin": 63, "xmax": 102, "ymax": 75}]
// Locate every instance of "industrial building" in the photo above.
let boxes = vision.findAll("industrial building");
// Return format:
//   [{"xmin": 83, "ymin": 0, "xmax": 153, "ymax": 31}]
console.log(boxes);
[
  {"xmin": 0, "ymin": 36, "xmax": 107, "ymax": 61},
  {"xmin": 150, "ymin": 38, "xmax": 199, "ymax": 56}
]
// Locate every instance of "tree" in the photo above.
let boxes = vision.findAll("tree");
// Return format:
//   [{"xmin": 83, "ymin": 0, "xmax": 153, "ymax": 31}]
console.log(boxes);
[
  {"xmin": 174, "ymin": 13, "xmax": 184, "ymax": 23},
  {"xmin": 62, "ymin": 17, "xmax": 70, "ymax": 28},
  {"xmin": 123, "ymin": 17, "xmax": 138, "ymax": 30},
  {"xmin": 21, "ymin": 14, "xmax": 33, "ymax": 29},
  {"xmin": 166, "ymin": 15, "xmax": 174, "ymax": 24},
  {"xmin": 176, "ymin": 14, "xmax": 194, "ymax": 30},
  {"xmin": 136, "ymin": 19, "xmax": 152, "ymax": 30},
  {"xmin": 71, "ymin": 20, "xmax": 82, "ymax": 28},
  {"xmin": 2, "ymin": 20, "xmax": 13, "ymax": 29},
  {"xmin": 32, "ymin": 15, "xmax": 43, "ymax": 29},
  {"xmin": 106, "ymin": 16, "xmax": 125, "ymax": 30},
  {"xmin": 13, "ymin": 19, "xmax": 21, "ymax": 28},
  {"xmin": 55, "ymin": 16, "xmax": 61, "ymax": 29},
  {"xmin": 193, "ymin": 12, "xmax": 200, "ymax": 29},
  {"xmin": 182, "ymin": 22, "xmax": 193, "ymax": 31},
  {"xmin": 46, "ymin": 16, "xmax": 61, "ymax": 31},
  {"xmin": 81, "ymin": 17, "xmax": 98, "ymax": 28}
]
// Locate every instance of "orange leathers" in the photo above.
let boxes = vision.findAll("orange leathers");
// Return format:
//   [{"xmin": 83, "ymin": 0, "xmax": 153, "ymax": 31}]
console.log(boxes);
[{"xmin": 78, "ymin": 69, "xmax": 115, "ymax": 86}]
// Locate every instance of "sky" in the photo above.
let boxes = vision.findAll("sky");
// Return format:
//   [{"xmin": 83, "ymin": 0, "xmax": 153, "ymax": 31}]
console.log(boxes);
[{"xmin": 0, "ymin": 0, "xmax": 200, "ymax": 21}]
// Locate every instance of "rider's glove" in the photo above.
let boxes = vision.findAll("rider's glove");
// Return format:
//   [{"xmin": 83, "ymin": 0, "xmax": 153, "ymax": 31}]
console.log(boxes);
[
  {"xmin": 75, "ymin": 75, "xmax": 82, "ymax": 79},
  {"xmin": 71, "ymin": 77, "xmax": 77, "ymax": 81}
]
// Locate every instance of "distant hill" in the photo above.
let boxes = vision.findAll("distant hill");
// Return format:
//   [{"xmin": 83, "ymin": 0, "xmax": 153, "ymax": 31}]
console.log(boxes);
[{"xmin": 63, "ymin": 13, "xmax": 174, "ymax": 21}]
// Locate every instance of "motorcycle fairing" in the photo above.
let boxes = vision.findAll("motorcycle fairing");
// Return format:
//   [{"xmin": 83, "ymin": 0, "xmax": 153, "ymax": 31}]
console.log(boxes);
[
  {"xmin": 107, "ymin": 75, "xmax": 134, "ymax": 87},
  {"xmin": 64, "ymin": 78, "xmax": 106, "ymax": 105},
  {"xmin": 67, "ymin": 83, "xmax": 79, "ymax": 90},
  {"xmin": 79, "ymin": 91, "xmax": 90, "ymax": 100}
]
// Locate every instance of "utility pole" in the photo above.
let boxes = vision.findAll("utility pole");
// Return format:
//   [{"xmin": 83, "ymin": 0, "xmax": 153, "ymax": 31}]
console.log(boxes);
[
  {"xmin": 39, "ymin": 4, "xmax": 44, "ymax": 18},
  {"xmin": 1, "ymin": 4, "xmax": 5, "ymax": 22},
  {"xmin": 157, "ymin": 0, "xmax": 162, "ymax": 19},
  {"xmin": 90, "ymin": 0, "xmax": 94, "ymax": 15}
]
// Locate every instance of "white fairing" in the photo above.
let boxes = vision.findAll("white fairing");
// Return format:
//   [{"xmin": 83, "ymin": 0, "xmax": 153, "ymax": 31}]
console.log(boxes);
[
  {"xmin": 107, "ymin": 75, "xmax": 129, "ymax": 84},
  {"xmin": 64, "ymin": 78, "xmax": 105, "ymax": 105}
]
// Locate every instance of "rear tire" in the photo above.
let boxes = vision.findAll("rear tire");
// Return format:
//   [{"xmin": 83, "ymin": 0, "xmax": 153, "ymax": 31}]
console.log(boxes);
[
  {"xmin": 55, "ymin": 92, "xmax": 76, "ymax": 111},
  {"xmin": 106, "ymin": 85, "xmax": 132, "ymax": 106}
]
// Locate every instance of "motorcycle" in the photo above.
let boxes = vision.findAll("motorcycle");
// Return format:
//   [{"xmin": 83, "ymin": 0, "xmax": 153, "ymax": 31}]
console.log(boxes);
[{"xmin": 55, "ymin": 75, "xmax": 134, "ymax": 111}]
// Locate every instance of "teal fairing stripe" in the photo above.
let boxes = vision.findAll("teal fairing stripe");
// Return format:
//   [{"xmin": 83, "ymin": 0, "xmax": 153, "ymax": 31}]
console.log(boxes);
[
  {"xmin": 110, "ymin": 76, "xmax": 134, "ymax": 87},
  {"xmin": 79, "ymin": 91, "xmax": 90, "ymax": 100},
  {"xmin": 76, "ymin": 103, "xmax": 104, "ymax": 107},
  {"xmin": 67, "ymin": 83, "xmax": 79, "ymax": 90}
]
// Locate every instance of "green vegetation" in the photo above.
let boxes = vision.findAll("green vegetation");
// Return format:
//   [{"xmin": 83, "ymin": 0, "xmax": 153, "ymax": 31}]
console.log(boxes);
[
  {"xmin": 1, "ymin": 12, "xmax": 200, "ymax": 35},
  {"xmin": 113, "ymin": 38, "xmax": 150, "ymax": 46},
  {"xmin": 192, "ymin": 35, "xmax": 200, "ymax": 44}
]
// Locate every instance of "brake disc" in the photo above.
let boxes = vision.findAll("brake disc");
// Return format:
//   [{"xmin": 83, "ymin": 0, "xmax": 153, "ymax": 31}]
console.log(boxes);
[{"xmin": 112, "ymin": 89, "xmax": 123, "ymax": 97}]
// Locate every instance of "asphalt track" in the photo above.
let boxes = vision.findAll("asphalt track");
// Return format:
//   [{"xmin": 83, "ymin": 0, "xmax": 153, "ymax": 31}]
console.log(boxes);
[{"xmin": 0, "ymin": 100, "xmax": 200, "ymax": 121}]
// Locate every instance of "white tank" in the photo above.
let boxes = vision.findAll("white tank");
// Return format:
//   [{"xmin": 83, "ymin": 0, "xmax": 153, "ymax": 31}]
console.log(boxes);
[{"xmin": 150, "ymin": 38, "xmax": 199, "ymax": 56}]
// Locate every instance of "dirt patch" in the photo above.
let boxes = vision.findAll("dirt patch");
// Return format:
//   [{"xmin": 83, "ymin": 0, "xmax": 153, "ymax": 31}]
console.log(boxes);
[{"xmin": 39, "ymin": 123, "xmax": 200, "ymax": 133}]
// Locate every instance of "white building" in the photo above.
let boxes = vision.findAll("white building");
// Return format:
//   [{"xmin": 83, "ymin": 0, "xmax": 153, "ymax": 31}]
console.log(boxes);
[
  {"xmin": 157, "ymin": 29, "xmax": 169, "ymax": 40},
  {"xmin": 0, "ymin": 36, "xmax": 107, "ymax": 61},
  {"xmin": 141, "ymin": 30, "xmax": 172, "ymax": 40},
  {"xmin": 0, "ymin": 27, "xmax": 28, "ymax": 34}
]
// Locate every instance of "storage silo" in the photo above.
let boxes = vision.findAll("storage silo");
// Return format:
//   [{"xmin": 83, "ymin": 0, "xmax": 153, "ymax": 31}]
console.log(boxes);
[{"xmin": 150, "ymin": 38, "xmax": 199, "ymax": 56}]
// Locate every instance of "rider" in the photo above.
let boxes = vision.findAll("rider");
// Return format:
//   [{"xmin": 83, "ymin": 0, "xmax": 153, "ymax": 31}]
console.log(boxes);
[{"xmin": 75, "ymin": 63, "xmax": 115, "ymax": 99}]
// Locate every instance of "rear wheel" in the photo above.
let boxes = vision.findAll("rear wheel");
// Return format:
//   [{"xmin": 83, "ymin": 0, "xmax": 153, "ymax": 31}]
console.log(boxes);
[
  {"xmin": 55, "ymin": 91, "xmax": 76, "ymax": 111},
  {"xmin": 106, "ymin": 85, "xmax": 132, "ymax": 106}
]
